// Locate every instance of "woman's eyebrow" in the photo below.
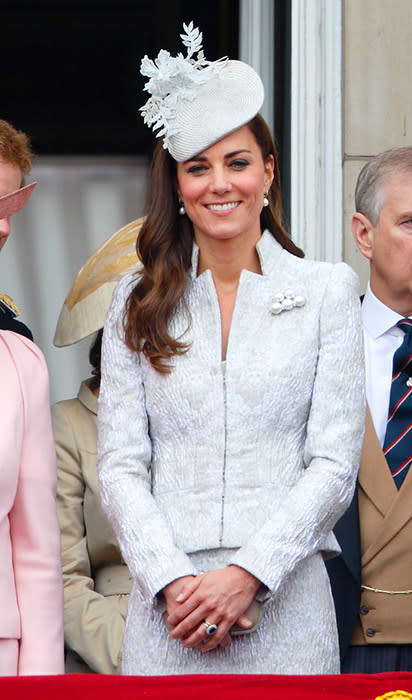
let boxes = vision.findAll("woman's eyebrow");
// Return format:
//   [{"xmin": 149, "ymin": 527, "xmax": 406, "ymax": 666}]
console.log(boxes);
[
  {"xmin": 185, "ymin": 155, "xmax": 207, "ymax": 163},
  {"xmin": 224, "ymin": 149, "xmax": 252, "ymax": 158},
  {"xmin": 185, "ymin": 149, "xmax": 253, "ymax": 164}
]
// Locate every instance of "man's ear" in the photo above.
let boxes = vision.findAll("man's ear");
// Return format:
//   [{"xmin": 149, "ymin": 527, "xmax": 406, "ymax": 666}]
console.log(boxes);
[{"xmin": 352, "ymin": 212, "xmax": 374, "ymax": 261}]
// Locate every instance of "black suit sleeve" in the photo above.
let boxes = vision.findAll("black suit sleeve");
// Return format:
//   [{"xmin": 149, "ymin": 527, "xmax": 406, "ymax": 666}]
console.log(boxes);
[{"xmin": 326, "ymin": 490, "xmax": 361, "ymax": 664}]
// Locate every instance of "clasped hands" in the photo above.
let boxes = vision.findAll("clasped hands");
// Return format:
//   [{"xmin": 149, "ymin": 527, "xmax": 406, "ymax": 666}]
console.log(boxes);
[{"xmin": 162, "ymin": 564, "xmax": 260, "ymax": 652}]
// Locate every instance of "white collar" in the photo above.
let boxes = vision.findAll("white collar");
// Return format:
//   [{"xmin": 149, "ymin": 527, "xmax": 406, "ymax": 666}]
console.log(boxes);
[
  {"xmin": 362, "ymin": 283, "xmax": 406, "ymax": 339},
  {"xmin": 189, "ymin": 229, "xmax": 283, "ymax": 280}
]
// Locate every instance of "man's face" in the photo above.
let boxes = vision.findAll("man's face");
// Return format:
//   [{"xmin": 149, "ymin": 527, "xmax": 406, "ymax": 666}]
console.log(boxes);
[
  {"xmin": 0, "ymin": 160, "xmax": 22, "ymax": 252},
  {"xmin": 355, "ymin": 171, "xmax": 412, "ymax": 316}
]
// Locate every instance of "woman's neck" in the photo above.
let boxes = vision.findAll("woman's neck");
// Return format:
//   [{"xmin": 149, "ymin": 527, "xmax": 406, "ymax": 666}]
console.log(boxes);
[{"xmin": 196, "ymin": 233, "xmax": 262, "ymax": 288}]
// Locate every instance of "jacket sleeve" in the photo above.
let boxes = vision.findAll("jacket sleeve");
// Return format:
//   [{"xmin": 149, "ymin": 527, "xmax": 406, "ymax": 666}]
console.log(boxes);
[
  {"xmin": 8, "ymin": 337, "xmax": 64, "ymax": 675},
  {"xmin": 97, "ymin": 276, "xmax": 197, "ymax": 601},
  {"xmin": 231, "ymin": 263, "xmax": 366, "ymax": 594},
  {"xmin": 53, "ymin": 401, "xmax": 127, "ymax": 674}
]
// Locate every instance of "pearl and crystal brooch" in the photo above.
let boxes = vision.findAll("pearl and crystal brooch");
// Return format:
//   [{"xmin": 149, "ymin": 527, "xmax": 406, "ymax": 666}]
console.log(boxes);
[{"xmin": 271, "ymin": 290, "xmax": 306, "ymax": 315}]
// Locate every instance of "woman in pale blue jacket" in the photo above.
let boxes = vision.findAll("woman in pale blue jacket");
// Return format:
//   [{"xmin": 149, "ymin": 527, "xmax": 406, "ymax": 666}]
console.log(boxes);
[{"xmin": 98, "ymin": 22, "xmax": 365, "ymax": 676}]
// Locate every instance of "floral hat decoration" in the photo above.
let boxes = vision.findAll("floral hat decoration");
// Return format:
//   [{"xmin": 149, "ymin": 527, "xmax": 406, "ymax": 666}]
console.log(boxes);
[{"xmin": 140, "ymin": 22, "xmax": 264, "ymax": 162}]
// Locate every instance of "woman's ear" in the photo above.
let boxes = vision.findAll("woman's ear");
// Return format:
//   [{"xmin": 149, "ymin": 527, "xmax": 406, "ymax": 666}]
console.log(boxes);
[
  {"xmin": 264, "ymin": 154, "xmax": 275, "ymax": 192},
  {"xmin": 352, "ymin": 212, "xmax": 374, "ymax": 261}
]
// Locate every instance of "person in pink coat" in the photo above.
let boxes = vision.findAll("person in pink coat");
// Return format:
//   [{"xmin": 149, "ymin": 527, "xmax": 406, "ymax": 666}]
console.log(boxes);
[{"xmin": 0, "ymin": 119, "xmax": 64, "ymax": 675}]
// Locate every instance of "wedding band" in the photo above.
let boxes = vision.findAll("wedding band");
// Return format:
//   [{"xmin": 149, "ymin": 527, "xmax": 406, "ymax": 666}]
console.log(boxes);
[{"xmin": 202, "ymin": 619, "xmax": 218, "ymax": 636}]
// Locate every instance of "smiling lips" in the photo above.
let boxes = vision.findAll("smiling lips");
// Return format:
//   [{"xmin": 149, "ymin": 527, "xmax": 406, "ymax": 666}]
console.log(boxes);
[{"xmin": 206, "ymin": 201, "xmax": 240, "ymax": 212}]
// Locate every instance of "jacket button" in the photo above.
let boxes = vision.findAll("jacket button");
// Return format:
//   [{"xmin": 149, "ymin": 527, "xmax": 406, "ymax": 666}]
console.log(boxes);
[
  {"xmin": 360, "ymin": 605, "xmax": 369, "ymax": 615},
  {"xmin": 366, "ymin": 627, "xmax": 375, "ymax": 637}
]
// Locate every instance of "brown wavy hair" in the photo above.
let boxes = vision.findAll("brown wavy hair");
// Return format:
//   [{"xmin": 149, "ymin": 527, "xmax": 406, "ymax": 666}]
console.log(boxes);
[{"xmin": 125, "ymin": 114, "xmax": 304, "ymax": 373}]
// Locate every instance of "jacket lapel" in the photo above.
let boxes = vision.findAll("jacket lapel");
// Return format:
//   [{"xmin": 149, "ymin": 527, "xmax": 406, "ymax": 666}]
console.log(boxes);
[
  {"xmin": 358, "ymin": 406, "xmax": 397, "ymax": 516},
  {"xmin": 360, "ymin": 405, "xmax": 412, "ymax": 565}
]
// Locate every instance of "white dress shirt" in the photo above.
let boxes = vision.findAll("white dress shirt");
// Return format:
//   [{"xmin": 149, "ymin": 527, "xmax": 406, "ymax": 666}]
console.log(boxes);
[{"xmin": 362, "ymin": 284, "xmax": 409, "ymax": 445}]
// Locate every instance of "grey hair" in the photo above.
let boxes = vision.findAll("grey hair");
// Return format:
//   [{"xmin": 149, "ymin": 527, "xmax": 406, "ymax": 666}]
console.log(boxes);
[{"xmin": 355, "ymin": 146, "xmax": 412, "ymax": 226}]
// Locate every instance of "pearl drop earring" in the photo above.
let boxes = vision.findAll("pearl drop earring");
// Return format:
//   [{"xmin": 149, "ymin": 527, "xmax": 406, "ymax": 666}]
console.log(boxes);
[
  {"xmin": 178, "ymin": 202, "xmax": 186, "ymax": 215},
  {"xmin": 263, "ymin": 193, "xmax": 269, "ymax": 207}
]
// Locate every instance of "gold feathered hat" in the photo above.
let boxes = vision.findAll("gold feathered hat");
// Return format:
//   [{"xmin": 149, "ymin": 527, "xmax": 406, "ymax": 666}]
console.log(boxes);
[{"xmin": 54, "ymin": 217, "xmax": 144, "ymax": 347}]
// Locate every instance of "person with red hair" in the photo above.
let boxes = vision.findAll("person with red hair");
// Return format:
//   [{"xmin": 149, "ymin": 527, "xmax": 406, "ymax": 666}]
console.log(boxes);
[{"xmin": 0, "ymin": 120, "xmax": 64, "ymax": 675}]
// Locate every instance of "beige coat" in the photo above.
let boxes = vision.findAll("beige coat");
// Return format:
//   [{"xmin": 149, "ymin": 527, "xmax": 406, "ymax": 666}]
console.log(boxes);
[
  {"xmin": 53, "ymin": 381, "xmax": 131, "ymax": 674},
  {"xmin": 352, "ymin": 408, "xmax": 412, "ymax": 644}
]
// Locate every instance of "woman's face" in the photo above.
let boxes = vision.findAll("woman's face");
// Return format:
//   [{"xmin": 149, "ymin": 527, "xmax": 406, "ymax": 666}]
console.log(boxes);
[{"xmin": 176, "ymin": 125, "xmax": 274, "ymax": 248}]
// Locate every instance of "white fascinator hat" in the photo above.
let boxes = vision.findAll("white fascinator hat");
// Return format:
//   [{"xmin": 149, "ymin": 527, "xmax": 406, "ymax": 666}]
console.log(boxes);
[{"xmin": 139, "ymin": 22, "xmax": 264, "ymax": 162}]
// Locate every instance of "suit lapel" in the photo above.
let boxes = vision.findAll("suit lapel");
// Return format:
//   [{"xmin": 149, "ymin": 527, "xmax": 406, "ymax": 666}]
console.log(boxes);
[
  {"xmin": 360, "ymin": 405, "xmax": 412, "ymax": 565},
  {"xmin": 358, "ymin": 406, "xmax": 397, "ymax": 516}
]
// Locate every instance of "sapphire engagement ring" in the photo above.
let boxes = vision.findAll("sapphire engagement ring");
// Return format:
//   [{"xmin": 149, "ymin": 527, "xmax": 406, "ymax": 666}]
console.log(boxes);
[{"xmin": 202, "ymin": 620, "xmax": 218, "ymax": 636}]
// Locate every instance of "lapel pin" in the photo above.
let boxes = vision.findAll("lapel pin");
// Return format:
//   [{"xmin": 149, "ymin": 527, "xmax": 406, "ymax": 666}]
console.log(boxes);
[{"xmin": 406, "ymin": 377, "xmax": 412, "ymax": 387}]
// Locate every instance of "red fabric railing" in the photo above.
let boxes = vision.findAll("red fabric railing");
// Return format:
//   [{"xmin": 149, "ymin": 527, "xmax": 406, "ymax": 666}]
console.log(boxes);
[{"xmin": 1, "ymin": 673, "xmax": 412, "ymax": 699}]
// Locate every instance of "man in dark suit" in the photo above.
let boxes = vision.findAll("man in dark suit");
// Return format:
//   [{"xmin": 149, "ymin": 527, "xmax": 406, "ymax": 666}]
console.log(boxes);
[
  {"xmin": 327, "ymin": 146, "xmax": 412, "ymax": 673},
  {"xmin": 0, "ymin": 119, "xmax": 36, "ymax": 339}
]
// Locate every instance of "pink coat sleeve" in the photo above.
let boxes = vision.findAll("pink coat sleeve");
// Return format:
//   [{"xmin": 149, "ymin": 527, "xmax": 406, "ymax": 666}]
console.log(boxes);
[{"xmin": 5, "ymin": 332, "xmax": 64, "ymax": 675}]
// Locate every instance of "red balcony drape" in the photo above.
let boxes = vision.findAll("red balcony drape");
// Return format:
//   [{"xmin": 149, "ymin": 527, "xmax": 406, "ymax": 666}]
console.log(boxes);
[{"xmin": 1, "ymin": 672, "xmax": 412, "ymax": 699}]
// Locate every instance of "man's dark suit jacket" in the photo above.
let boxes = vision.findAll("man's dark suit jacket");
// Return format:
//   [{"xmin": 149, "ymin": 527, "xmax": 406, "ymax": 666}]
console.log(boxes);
[
  {"xmin": 326, "ymin": 491, "xmax": 362, "ymax": 662},
  {"xmin": 0, "ymin": 311, "xmax": 33, "ymax": 340}
]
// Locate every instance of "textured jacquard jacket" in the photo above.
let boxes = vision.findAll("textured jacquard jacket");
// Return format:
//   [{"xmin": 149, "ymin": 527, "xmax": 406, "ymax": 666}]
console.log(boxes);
[{"xmin": 98, "ymin": 231, "xmax": 365, "ymax": 604}]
